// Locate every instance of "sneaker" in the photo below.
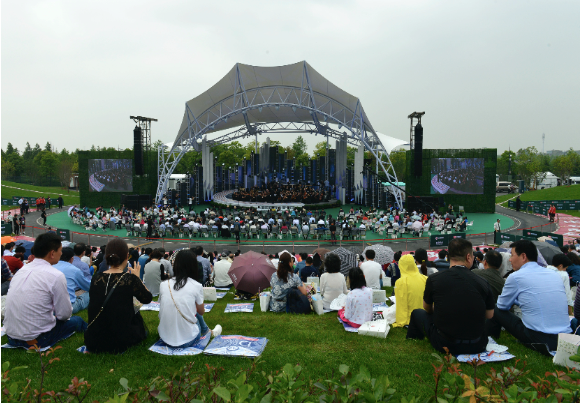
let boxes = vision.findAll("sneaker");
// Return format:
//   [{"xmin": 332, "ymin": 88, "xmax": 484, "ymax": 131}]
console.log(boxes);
[{"xmin": 211, "ymin": 325, "xmax": 222, "ymax": 338}]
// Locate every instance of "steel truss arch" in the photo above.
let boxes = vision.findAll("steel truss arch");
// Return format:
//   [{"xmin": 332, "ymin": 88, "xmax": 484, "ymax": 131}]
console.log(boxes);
[{"xmin": 158, "ymin": 62, "xmax": 404, "ymax": 209}]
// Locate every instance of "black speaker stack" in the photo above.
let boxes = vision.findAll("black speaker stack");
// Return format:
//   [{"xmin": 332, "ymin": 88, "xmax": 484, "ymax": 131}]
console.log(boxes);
[
  {"xmin": 180, "ymin": 182, "xmax": 188, "ymax": 206},
  {"xmin": 414, "ymin": 123, "xmax": 423, "ymax": 177},
  {"xmin": 133, "ymin": 126, "xmax": 143, "ymax": 175}
]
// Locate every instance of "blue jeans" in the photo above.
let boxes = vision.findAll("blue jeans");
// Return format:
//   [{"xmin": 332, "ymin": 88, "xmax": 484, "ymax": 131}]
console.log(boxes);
[
  {"xmin": 72, "ymin": 292, "xmax": 90, "ymax": 314},
  {"xmin": 7, "ymin": 316, "xmax": 87, "ymax": 349},
  {"xmin": 171, "ymin": 313, "xmax": 210, "ymax": 348},
  {"xmin": 571, "ymin": 318, "xmax": 580, "ymax": 335}
]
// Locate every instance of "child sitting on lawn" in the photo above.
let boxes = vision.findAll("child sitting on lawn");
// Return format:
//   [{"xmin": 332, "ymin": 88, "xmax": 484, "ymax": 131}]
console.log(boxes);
[{"xmin": 338, "ymin": 267, "xmax": 373, "ymax": 328}]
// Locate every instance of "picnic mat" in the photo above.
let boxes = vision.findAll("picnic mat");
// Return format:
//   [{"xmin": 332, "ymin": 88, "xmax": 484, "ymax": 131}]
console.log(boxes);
[
  {"xmin": 141, "ymin": 302, "xmax": 160, "ymax": 311},
  {"xmin": 456, "ymin": 337, "xmax": 515, "ymax": 363},
  {"xmin": 204, "ymin": 303, "xmax": 215, "ymax": 312},
  {"xmin": 224, "ymin": 303, "xmax": 254, "ymax": 313},
  {"xmin": 337, "ymin": 317, "xmax": 359, "ymax": 333},
  {"xmin": 148, "ymin": 334, "xmax": 212, "ymax": 356},
  {"xmin": 2, "ymin": 332, "xmax": 75, "ymax": 352},
  {"xmin": 372, "ymin": 303, "xmax": 388, "ymax": 311},
  {"xmin": 217, "ymin": 292, "xmax": 227, "ymax": 299},
  {"xmin": 204, "ymin": 335, "xmax": 268, "ymax": 357},
  {"xmin": 215, "ymin": 287, "xmax": 231, "ymax": 291}
]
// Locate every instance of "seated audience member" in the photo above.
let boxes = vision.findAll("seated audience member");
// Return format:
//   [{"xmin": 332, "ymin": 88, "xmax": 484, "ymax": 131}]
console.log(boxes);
[
  {"xmin": 269, "ymin": 252, "xmax": 308, "ymax": 313},
  {"xmin": 4, "ymin": 245, "xmax": 25, "ymax": 274},
  {"xmin": 312, "ymin": 253, "xmax": 322, "ymax": 272},
  {"xmin": 566, "ymin": 252, "xmax": 580, "ymax": 286},
  {"xmin": 294, "ymin": 252, "xmax": 307, "ymax": 274},
  {"xmin": 73, "ymin": 243, "xmax": 93, "ymax": 281},
  {"xmin": 138, "ymin": 247, "xmax": 152, "ymax": 280},
  {"xmin": 338, "ymin": 267, "xmax": 373, "ymax": 328},
  {"xmin": 213, "ymin": 252, "xmax": 233, "ymax": 288},
  {"xmin": 360, "ymin": 249, "xmax": 383, "ymax": 290},
  {"xmin": 406, "ymin": 238, "xmax": 494, "ymax": 355},
  {"xmin": 143, "ymin": 249, "xmax": 168, "ymax": 296},
  {"xmin": 319, "ymin": 254, "xmax": 348, "ymax": 310},
  {"xmin": 1, "ymin": 246, "xmax": 13, "ymax": 295},
  {"xmin": 433, "ymin": 250, "xmax": 450, "ymax": 271},
  {"xmin": 548, "ymin": 254, "xmax": 574, "ymax": 314},
  {"xmin": 53, "ymin": 247, "xmax": 91, "ymax": 313},
  {"xmin": 572, "ymin": 287, "xmax": 580, "ymax": 335},
  {"xmin": 393, "ymin": 254, "xmax": 427, "ymax": 328},
  {"xmin": 84, "ymin": 238, "xmax": 152, "ymax": 354},
  {"xmin": 387, "ymin": 251, "xmax": 402, "ymax": 289},
  {"xmin": 5, "ymin": 233, "xmax": 87, "ymax": 349},
  {"xmin": 415, "ymin": 248, "xmax": 437, "ymax": 276},
  {"xmin": 472, "ymin": 250, "xmax": 505, "ymax": 302},
  {"xmin": 158, "ymin": 248, "xmax": 173, "ymax": 277},
  {"xmin": 486, "ymin": 240, "xmax": 571, "ymax": 354},
  {"xmin": 299, "ymin": 257, "xmax": 319, "ymax": 282},
  {"xmin": 158, "ymin": 249, "xmax": 221, "ymax": 348}
]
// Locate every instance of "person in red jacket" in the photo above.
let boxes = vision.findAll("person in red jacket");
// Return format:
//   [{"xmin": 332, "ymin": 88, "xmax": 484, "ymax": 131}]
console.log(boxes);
[{"xmin": 548, "ymin": 205, "xmax": 556, "ymax": 222}]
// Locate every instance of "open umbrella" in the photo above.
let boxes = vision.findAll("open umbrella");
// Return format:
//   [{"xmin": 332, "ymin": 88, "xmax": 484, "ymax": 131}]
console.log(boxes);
[
  {"xmin": 325, "ymin": 247, "xmax": 358, "ymax": 276},
  {"xmin": 228, "ymin": 250, "xmax": 276, "ymax": 294},
  {"xmin": 313, "ymin": 247, "xmax": 330, "ymax": 256},
  {"xmin": 1, "ymin": 236, "xmax": 16, "ymax": 244},
  {"xmin": 363, "ymin": 244, "xmax": 395, "ymax": 265},
  {"xmin": 168, "ymin": 247, "xmax": 189, "ymax": 266}
]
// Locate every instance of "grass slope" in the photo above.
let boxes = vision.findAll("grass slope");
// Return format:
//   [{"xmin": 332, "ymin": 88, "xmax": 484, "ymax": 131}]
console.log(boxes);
[
  {"xmin": 496, "ymin": 185, "xmax": 580, "ymax": 209},
  {"xmin": 1, "ymin": 181, "xmax": 79, "ymax": 211},
  {"xmin": 1, "ymin": 286, "xmax": 561, "ymax": 401}
]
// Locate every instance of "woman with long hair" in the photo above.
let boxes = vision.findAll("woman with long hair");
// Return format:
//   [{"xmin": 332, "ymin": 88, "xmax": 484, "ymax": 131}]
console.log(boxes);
[
  {"xmin": 269, "ymin": 252, "xmax": 308, "ymax": 312},
  {"xmin": 158, "ymin": 249, "xmax": 221, "ymax": 347},
  {"xmin": 84, "ymin": 238, "xmax": 152, "ymax": 354},
  {"xmin": 414, "ymin": 248, "xmax": 437, "ymax": 276}
]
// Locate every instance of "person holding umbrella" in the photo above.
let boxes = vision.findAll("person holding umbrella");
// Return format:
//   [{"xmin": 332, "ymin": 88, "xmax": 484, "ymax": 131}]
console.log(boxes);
[{"xmin": 269, "ymin": 252, "xmax": 308, "ymax": 313}]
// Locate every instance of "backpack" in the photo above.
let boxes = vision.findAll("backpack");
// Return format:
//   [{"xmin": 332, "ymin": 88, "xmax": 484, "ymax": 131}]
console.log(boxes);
[{"xmin": 286, "ymin": 288, "xmax": 312, "ymax": 314}]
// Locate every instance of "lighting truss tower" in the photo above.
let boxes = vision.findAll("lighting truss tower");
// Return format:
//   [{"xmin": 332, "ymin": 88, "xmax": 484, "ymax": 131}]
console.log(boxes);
[{"xmin": 130, "ymin": 116, "xmax": 158, "ymax": 153}]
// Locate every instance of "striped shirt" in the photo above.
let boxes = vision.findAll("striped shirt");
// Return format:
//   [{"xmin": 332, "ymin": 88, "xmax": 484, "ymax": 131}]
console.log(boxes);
[{"xmin": 4, "ymin": 258, "xmax": 72, "ymax": 341}]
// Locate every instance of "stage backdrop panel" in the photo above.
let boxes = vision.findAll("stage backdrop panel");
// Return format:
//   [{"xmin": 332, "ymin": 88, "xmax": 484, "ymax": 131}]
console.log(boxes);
[
  {"xmin": 406, "ymin": 149, "xmax": 497, "ymax": 213},
  {"xmin": 79, "ymin": 150, "xmax": 157, "ymax": 209}
]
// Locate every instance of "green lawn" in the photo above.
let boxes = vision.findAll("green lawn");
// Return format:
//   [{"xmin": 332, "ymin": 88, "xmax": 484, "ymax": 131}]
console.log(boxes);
[
  {"xmin": 1, "ymin": 286, "xmax": 563, "ymax": 401},
  {"xmin": 1, "ymin": 180, "xmax": 79, "ymax": 211},
  {"xmin": 496, "ymin": 185, "xmax": 580, "ymax": 209}
]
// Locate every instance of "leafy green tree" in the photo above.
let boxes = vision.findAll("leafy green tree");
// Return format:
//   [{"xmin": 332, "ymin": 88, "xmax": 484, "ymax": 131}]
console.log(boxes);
[
  {"xmin": 1, "ymin": 159, "xmax": 15, "ymax": 177},
  {"xmin": 292, "ymin": 136, "xmax": 307, "ymax": 157},
  {"xmin": 5, "ymin": 143, "xmax": 18, "ymax": 155},
  {"xmin": 551, "ymin": 148, "xmax": 580, "ymax": 181},
  {"xmin": 346, "ymin": 146, "xmax": 357, "ymax": 166},
  {"xmin": 497, "ymin": 150, "xmax": 516, "ymax": 176},
  {"xmin": 311, "ymin": 141, "xmax": 328, "ymax": 159},
  {"xmin": 388, "ymin": 148, "xmax": 407, "ymax": 182},
  {"xmin": 44, "ymin": 142, "xmax": 52, "ymax": 152},
  {"xmin": 515, "ymin": 146, "xmax": 544, "ymax": 189},
  {"xmin": 22, "ymin": 142, "xmax": 34, "ymax": 161},
  {"xmin": 295, "ymin": 153, "xmax": 310, "ymax": 169},
  {"xmin": 32, "ymin": 143, "xmax": 42, "ymax": 159}
]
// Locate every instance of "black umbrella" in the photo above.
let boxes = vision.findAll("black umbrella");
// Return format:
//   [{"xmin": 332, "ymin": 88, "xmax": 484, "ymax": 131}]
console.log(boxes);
[{"xmin": 325, "ymin": 247, "xmax": 358, "ymax": 276}]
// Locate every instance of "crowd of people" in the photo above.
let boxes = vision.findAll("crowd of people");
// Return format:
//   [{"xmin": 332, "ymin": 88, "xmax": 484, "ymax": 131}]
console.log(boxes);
[
  {"xmin": 231, "ymin": 182, "xmax": 330, "ymax": 204},
  {"xmin": 2, "ymin": 230, "xmax": 579, "ymax": 357}
]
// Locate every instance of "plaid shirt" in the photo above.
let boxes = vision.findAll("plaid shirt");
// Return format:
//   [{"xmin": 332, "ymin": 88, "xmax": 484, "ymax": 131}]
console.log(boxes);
[{"xmin": 1, "ymin": 258, "xmax": 12, "ymax": 283}]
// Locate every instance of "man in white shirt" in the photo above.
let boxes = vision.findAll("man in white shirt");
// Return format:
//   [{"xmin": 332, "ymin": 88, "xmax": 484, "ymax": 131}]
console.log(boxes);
[
  {"xmin": 213, "ymin": 252, "xmax": 233, "ymax": 288},
  {"xmin": 302, "ymin": 224, "xmax": 310, "ymax": 239},
  {"xmin": 493, "ymin": 219, "xmax": 501, "ymax": 236},
  {"xmin": 360, "ymin": 249, "xmax": 383, "ymax": 290},
  {"xmin": 4, "ymin": 233, "xmax": 87, "ymax": 348}
]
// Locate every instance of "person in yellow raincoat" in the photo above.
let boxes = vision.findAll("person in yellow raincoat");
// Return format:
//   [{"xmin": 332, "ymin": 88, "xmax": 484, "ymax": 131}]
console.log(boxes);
[{"xmin": 393, "ymin": 254, "xmax": 427, "ymax": 327}]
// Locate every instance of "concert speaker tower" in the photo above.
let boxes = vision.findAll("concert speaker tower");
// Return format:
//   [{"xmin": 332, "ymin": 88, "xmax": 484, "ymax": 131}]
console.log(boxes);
[
  {"xmin": 180, "ymin": 182, "xmax": 188, "ymax": 206},
  {"xmin": 133, "ymin": 126, "xmax": 144, "ymax": 175},
  {"xmin": 414, "ymin": 123, "xmax": 423, "ymax": 177}
]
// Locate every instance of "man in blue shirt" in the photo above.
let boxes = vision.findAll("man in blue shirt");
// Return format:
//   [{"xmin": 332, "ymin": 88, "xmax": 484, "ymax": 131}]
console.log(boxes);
[
  {"xmin": 294, "ymin": 253, "xmax": 307, "ymax": 274},
  {"xmin": 195, "ymin": 245, "xmax": 212, "ymax": 285},
  {"xmin": 486, "ymin": 240, "xmax": 571, "ymax": 353},
  {"xmin": 53, "ymin": 247, "xmax": 91, "ymax": 313},
  {"xmin": 72, "ymin": 243, "xmax": 92, "ymax": 282},
  {"xmin": 138, "ymin": 248, "xmax": 152, "ymax": 280}
]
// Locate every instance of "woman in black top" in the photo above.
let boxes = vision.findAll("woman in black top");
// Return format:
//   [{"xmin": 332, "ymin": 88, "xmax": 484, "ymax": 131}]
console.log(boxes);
[{"xmin": 85, "ymin": 238, "xmax": 152, "ymax": 354}]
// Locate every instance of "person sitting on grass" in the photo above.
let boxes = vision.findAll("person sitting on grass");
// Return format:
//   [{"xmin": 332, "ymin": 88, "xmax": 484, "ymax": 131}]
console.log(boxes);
[
  {"xmin": 143, "ymin": 249, "xmax": 168, "ymax": 296},
  {"xmin": 320, "ymin": 253, "xmax": 348, "ymax": 310},
  {"xmin": 53, "ymin": 247, "xmax": 91, "ymax": 314},
  {"xmin": 299, "ymin": 256, "xmax": 319, "ymax": 283},
  {"xmin": 393, "ymin": 254, "xmax": 427, "ymax": 328},
  {"xmin": 158, "ymin": 249, "xmax": 221, "ymax": 348},
  {"xmin": 486, "ymin": 240, "xmax": 571, "ymax": 354},
  {"xmin": 338, "ymin": 267, "xmax": 373, "ymax": 328},
  {"xmin": 84, "ymin": 238, "xmax": 152, "ymax": 354},
  {"xmin": 269, "ymin": 252, "xmax": 308, "ymax": 313},
  {"xmin": 5, "ymin": 233, "xmax": 87, "ymax": 349}
]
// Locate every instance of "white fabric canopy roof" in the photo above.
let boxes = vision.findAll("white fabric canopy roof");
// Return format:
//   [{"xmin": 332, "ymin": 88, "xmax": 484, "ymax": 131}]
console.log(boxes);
[
  {"xmin": 174, "ymin": 61, "xmax": 374, "ymax": 145},
  {"xmin": 375, "ymin": 132, "xmax": 408, "ymax": 154}
]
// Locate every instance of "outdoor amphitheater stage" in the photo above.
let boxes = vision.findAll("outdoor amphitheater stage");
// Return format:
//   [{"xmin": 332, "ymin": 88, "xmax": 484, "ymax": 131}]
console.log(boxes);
[{"xmin": 212, "ymin": 190, "xmax": 333, "ymax": 210}]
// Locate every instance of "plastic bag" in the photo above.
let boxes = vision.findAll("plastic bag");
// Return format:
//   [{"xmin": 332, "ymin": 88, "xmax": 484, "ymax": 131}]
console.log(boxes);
[
  {"xmin": 259, "ymin": 292, "xmax": 271, "ymax": 312},
  {"xmin": 203, "ymin": 287, "xmax": 217, "ymax": 302},
  {"xmin": 329, "ymin": 293, "xmax": 348, "ymax": 311},
  {"xmin": 553, "ymin": 332, "xmax": 580, "ymax": 369},
  {"xmin": 358, "ymin": 319, "xmax": 390, "ymax": 338},
  {"xmin": 382, "ymin": 304, "xmax": 396, "ymax": 325},
  {"xmin": 311, "ymin": 294, "xmax": 324, "ymax": 315}
]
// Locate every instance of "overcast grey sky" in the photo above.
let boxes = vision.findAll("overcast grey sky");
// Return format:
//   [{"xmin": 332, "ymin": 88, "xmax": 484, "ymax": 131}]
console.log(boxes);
[{"xmin": 2, "ymin": 0, "xmax": 579, "ymax": 155}]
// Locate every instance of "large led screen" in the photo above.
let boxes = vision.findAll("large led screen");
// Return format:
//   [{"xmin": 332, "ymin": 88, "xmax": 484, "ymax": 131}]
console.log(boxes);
[
  {"xmin": 430, "ymin": 158, "xmax": 484, "ymax": 194},
  {"xmin": 88, "ymin": 159, "xmax": 133, "ymax": 192}
]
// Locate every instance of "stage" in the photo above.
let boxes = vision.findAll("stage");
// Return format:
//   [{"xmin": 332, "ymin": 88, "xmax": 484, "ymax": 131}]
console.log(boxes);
[{"xmin": 212, "ymin": 190, "xmax": 305, "ymax": 210}]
